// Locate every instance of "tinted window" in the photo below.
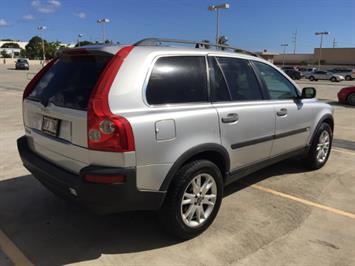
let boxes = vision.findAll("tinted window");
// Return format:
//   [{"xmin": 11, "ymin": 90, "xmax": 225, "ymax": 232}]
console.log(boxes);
[
  {"xmin": 216, "ymin": 57, "xmax": 262, "ymax": 101},
  {"xmin": 146, "ymin": 56, "xmax": 208, "ymax": 105},
  {"xmin": 28, "ymin": 54, "xmax": 112, "ymax": 110},
  {"xmin": 253, "ymin": 61, "xmax": 298, "ymax": 100},
  {"xmin": 208, "ymin": 57, "xmax": 230, "ymax": 102}
]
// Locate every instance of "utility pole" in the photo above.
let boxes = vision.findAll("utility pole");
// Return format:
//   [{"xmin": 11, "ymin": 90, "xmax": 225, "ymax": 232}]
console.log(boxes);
[
  {"xmin": 208, "ymin": 3, "xmax": 230, "ymax": 47},
  {"xmin": 280, "ymin": 43, "xmax": 288, "ymax": 67},
  {"xmin": 315, "ymin": 31, "xmax": 329, "ymax": 70},
  {"xmin": 37, "ymin": 26, "xmax": 46, "ymax": 66},
  {"xmin": 332, "ymin": 38, "xmax": 337, "ymax": 48},
  {"xmin": 291, "ymin": 29, "xmax": 297, "ymax": 54}
]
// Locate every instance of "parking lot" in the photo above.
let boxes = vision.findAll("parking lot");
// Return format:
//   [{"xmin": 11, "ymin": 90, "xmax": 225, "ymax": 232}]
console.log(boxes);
[{"xmin": 0, "ymin": 64, "xmax": 354, "ymax": 266}]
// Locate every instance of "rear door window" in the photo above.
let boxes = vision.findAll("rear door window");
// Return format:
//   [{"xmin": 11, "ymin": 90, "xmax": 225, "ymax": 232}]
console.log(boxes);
[
  {"xmin": 146, "ymin": 56, "xmax": 208, "ymax": 105},
  {"xmin": 27, "ymin": 53, "xmax": 112, "ymax": 110}
]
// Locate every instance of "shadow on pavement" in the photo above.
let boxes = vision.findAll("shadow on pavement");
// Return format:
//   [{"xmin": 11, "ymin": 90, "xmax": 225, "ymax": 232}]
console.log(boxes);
[{"xmin": 0, "ymin": 159, "xmax": 309, "ymax": 265}]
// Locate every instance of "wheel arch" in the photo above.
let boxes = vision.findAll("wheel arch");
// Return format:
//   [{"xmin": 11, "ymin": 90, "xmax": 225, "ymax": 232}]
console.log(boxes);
[
  {"xmin": 159, "ymin": 143, "xmax": 230, "ymax": 191},
  {"xmin": 309, "ymin": 113, "xmax": 334, "ymax": 148}
]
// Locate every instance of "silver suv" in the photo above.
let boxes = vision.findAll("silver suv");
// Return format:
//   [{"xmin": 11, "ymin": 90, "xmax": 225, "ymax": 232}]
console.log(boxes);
[{"xmin": 18, "ymin": 38, "xmax": 334, "ymax": 239}]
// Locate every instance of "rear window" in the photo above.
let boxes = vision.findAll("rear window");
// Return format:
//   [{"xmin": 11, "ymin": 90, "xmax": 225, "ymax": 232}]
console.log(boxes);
[
  {"xmin": 146, "ymin": 56, "xmax": 208, "ymax": 105},
  {"xmin": 27, "ymin": 54, "xmax": 112, "ymax": 110}
]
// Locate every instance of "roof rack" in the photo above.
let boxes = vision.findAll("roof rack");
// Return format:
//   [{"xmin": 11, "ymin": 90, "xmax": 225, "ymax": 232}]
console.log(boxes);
[{"xmin": 133, "ymin": 38, "xmax": 259, "ymax": 57}]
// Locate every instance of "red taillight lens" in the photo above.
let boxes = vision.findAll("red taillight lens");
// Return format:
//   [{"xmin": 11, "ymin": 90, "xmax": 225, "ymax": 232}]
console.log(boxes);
[
  {"xmin": 22, "ymin": 59, "xmax": 57, "ymax": 100},
  {"xmin": 88, "ymin": 46, "xmax": 135, "ymax": 152},
  {"xmin": 84, "ymin": 174, "xmax": 126, "ymax": 184}
]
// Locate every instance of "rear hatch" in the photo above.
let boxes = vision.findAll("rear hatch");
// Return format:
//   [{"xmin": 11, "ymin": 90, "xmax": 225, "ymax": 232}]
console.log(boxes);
[{"xmin": 23, "ymin": 48, "xmax": 128, "ymax": 173}]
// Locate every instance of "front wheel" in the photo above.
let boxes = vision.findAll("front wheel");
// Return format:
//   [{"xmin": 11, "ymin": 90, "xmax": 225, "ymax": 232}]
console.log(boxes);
[
  {"xmin": 309, "ymin": 76, "xmax": 315, "ymax": 81},
  {"xmin": 159, "ymin": 160, "xmax": 223, "ymax": 239},
  {"xmin": 331, "ymin": 77, "xmax": 337, "ymax": 82},
  {"xmin": 347, "ymin": 93, "xmax": 355, "ymax": 106},
  {"xmin": 304, "ymin": 123, "xmax": 333, "ymax": 170}
]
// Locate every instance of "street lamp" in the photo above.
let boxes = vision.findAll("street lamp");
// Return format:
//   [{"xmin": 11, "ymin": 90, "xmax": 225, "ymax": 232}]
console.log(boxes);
[
  {"xmin": 37, "ymin": 26, "xmax": 46, "ymax": 65},
  {"xmin": 315, "ymin": 31, "xmax": 329, "ymax": 70},
  {"xmin": 280, "ymin": 43, "xmax": 288, "ymax": 67},
  {"xmin": 97, "ymin": 18, "xmax": 110, "ymax": 44},
  {"xmin": 77, "ymin": 34, "xmax": 83, "ymax": 47},
  {"xmin": 208, "ymin": 3, "xmax": 230, "ymax": 47}
]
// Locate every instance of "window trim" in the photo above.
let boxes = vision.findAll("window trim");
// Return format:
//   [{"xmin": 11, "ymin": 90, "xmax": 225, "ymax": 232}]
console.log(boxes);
[
  {"xmin": 142, "ymin": 54, "xmax": 210, "ymax": 107},
  {"xmin": 250, "ymin": 60, "xmax": 301, "ymax": 100},
  {"xmin": 210, "ymin": 55, "xmax": 266, "ymax": 103}
]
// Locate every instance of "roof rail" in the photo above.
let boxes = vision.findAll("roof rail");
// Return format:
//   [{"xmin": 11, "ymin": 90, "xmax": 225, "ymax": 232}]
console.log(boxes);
[{"xmin": 133, "ymin": 38, "xmax": 259, "ymax": 57}]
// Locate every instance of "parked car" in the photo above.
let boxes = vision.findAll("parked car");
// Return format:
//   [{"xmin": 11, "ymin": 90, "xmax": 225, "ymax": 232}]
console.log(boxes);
[
  {"xmin": 299, "ymin": 67, "xmax": 317, "ymax": 77},
  {"xmin": 328, "ymin": 68, "xmax": 355, "ymax": 81},
  {"xmin": 15, "ymin": 58, "xmax": 29, "ymax": 70},
  {"xmin": 282, "ymin": 66, "xmax": 298, "ymax": 71},
  {"xmin": 284, "ymin": 69, "xmax": 303, "ymax": 80},
  {"xmin": 338, "ymin": 86, "xmax": 355, "ymax": 105},
  {"xmin": 305, "ymin": 70, "xmax": 345, "ymax": 82},
  {"xmin": 17, "ymin": 38, "xmax": 334, "ymax": 239}
]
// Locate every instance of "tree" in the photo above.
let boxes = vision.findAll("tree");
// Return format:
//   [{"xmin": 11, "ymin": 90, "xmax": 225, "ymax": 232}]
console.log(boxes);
[
  {"xmin": 75, "ymin": 40, "xmax": 94, "ymax": 47},
  {"xmin": 46, "ymin": 41, "xmax": 65, "ymax": 59},
  {"xmin": 218, "ymin": 36, "xmax": 229, "ymax": 50},
  {"xmin": 1, "ymin": 50, "xmax": 11, "ymax": 58},
  {"xmin": 1, "ymin": 42, "xmax": 20, "ymax": 48},
  {"xmin": 25, "ymin": 36, "xmax": 47, "ymax": 59},
  {"xmin": 199, "ymin": 40, "xmax": 211, "ymax": 49}
]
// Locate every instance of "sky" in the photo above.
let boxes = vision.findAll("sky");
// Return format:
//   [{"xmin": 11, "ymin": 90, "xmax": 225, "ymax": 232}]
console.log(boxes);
[{"xmin": 0, "ymin": 0, "xmax": 354, "ymax": 53}]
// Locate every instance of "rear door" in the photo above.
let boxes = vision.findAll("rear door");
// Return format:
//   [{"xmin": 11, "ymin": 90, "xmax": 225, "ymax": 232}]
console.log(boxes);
[
  {"xmin": 23, "ymin": 51, "xmax": 120, "ymax": 173},
  {"xmin": 209, "ymin": 56, "xmax": 275, "ymax": 171},
  {"xmin": 252, "ymin": 61, "xmax": 313, "ymax": 156}
]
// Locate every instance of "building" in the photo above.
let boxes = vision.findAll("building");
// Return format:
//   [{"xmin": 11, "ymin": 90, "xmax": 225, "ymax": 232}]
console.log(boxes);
[
  {"xmin": 273, "ymin": 47, "xmax": 355, "ymax": 66},
  {"xmin": 257, "ymin": 50, "xmax": 279, "ymax": 63},
  {"xmin": 0, "ymin": 40, "xmax": 28, "ymax": 58}
]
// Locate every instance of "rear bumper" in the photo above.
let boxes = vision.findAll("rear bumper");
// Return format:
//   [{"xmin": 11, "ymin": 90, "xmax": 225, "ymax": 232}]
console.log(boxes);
[{"xmin": 17, "ymin": 136, "xmax": 165, "ymax": 214}]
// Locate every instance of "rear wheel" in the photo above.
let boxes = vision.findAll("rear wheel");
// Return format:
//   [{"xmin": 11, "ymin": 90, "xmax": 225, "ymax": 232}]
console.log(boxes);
[
  {"xmin": 345, "ymin": 75, "xmax": 352, "ymax": 81},
  {"xmin": 304, "ymin": 123, "xmax": 332, "ymax": 170},
  {"xmin": 309, "ymin": 76, "xmax": 315, "ymax": 81},
  {"xmin": 159, "ymin": 160, "xmax": 223, "ymax": 239},
  {"xmin": 347, "ymin": 93, "xmax": 355, "ymax": 106}
]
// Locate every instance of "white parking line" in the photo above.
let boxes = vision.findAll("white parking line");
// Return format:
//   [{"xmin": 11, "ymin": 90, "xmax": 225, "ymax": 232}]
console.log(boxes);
[
  {"xmin": 332, "ymin": 148, "xmax": 355, "ymax": 156},
  {"xmin": 0, "ymin": 230, "xmax": 33, "ymax": 266}
]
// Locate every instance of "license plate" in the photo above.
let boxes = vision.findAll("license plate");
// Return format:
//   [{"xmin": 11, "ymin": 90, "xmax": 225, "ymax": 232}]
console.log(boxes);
[{"xmin": 42, "ymin": 116, "xmax": 60, "ymax": 136}]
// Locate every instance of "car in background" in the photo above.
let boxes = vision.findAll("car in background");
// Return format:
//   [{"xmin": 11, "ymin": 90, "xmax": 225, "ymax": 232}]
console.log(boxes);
[
  {"xmin": 338, "ymin": 86, "xmax": 355, "ymax": 106},
  {"xmin": 328, "ymin": 68, "xmax": 355, "ymax": 81},
  {"xmin": 284, "ymin": 69, "xmax": 303, "ymax": 80},
  {"xmin": 15, "ymin": 59, "xmax": 29, "ymax": 70},
  {"xmin": 305, "ymin": 70, "xmax": 344, "ymax": 82}
]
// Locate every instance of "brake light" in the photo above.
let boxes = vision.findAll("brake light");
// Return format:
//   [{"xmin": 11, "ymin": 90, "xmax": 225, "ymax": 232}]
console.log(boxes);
[
  {"xmin": 88, "ymin": 46, "xmax": 135, "ymax": 152},
  {"xmin": 22, "ymin": 59, "xmax": 57, "ymax": 99},
  {"xmin": 84, "ymin": 174, "xmax": 126, "ymax": 184}
]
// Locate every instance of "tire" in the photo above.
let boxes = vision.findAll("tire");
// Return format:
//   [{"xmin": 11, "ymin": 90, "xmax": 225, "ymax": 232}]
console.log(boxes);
[
  {"xmin": 345, "ymin": 75, "xmax": 352, "ymax": 81},
  {"xmin": 309, "ymin": 76, "xmax": 315, "ymax": 81},
  {"xmin": 304, "ymin": 123, "xmax": 333, "ymax": 170},
  {"xmin": 159, "ymin": 160, "xmax": 223, "ymax": 239},
  {"xmin": 347, "ymin": 93, "xmax": 355, "ymax": 106},
  {"xmin": 330, "ymin": 77, "xmax": 337, "ymax": 82}
]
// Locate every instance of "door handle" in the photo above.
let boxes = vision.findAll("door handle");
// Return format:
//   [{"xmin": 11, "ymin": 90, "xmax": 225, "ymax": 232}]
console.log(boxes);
[
  {"xmin": 277, "ymin": 108, "xmax": 288, "ymax": 116},
  {"xmin": 222, "ymin": 113, "xmax": 239, "ymax": 123}
]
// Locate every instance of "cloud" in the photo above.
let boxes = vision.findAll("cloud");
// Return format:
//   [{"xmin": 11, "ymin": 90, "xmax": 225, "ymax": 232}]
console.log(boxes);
[
  {"xmin": 32, "ymin": 0, "xmax": 61, "ymax": 13},
  {"xmin": 0, "ymin": 18, "xmax": 9, "ymax": 27},
  {"xmin": 22, "ymin": 14, "xmax": 35, "ymax": 21},
  {"xmin": 74, "ymin": 12, "xmax": 86, "ymax": 19}
]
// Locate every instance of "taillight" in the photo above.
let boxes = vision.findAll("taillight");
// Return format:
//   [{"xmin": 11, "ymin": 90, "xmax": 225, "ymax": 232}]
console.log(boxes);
[
  {"xmin": 22, "ymin": 59, "xmax": 57, "ymax": 99},
  {"xmin": 84, "ymin": 174, "xmax": 126, "ymax": 184},
  {"xmin": 88, "ymin": 46, "xmax": 135, "ymax": 152}
]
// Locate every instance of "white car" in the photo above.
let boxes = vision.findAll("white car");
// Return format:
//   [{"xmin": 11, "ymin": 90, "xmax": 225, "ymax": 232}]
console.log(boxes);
[{"xmin": 306, "ymin": 71, "xmax": 345, "ymax": 82}]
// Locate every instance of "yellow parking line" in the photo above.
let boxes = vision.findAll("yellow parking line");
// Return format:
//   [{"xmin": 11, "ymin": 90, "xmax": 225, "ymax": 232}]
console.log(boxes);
[
  {"xmin": 0, "ymin": 230, "xmax": 33, "ymax": 266},
  {"xmin": 332, "ymin": 148, "xmax": 355, "ymax": 156},
  {"xmin": 251, "ymin": 184, "xmax": 355, "ymax": 220}
]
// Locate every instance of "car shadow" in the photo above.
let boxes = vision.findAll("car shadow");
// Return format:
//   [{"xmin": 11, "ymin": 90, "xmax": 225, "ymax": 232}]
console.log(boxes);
[{"xmin": 0, "ymin": 159, "xmax": 309, "ymax": 265}]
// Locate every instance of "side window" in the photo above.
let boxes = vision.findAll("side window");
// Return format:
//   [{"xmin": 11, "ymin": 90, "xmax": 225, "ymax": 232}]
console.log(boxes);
[
  {"xmin": 253, "ymin": 61, "xmax": 298, "ymax": 100},
  {"xmin": 208, "ymin": 57, "xmax": 231, "ymax": 102},
  {"xmin": 146, "ymin": 56, "xmax": 208, "ymax": 105},
  {"xmin": 216, "ymin": 57, "xmax": 263, "ymax": 101}
]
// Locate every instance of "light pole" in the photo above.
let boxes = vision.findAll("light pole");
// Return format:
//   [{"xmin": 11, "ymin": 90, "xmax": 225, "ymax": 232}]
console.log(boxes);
[
  {"xmin": 97, "ymin": 18, "xmax": 110, "ymax": 44},
  {"xmin": 77, "ymin": 34, "xmax": 83, "ymax": 47},
  {"xmin": 208, "ymin": 3, "xmax": 230, "ymax": 47},
  {"xmin": 37, "ymin": 26, "xmax": 46, "ymax": 65},
  {"xmin": 280, "ymin": 43, "xmax": 288, "ymax": 67},
  {"xmin": 315, "ymin": 31, "xmax": 329, "ymax": 70}
]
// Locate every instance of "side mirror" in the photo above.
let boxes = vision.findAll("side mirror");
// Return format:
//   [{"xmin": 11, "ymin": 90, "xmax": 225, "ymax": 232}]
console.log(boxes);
[{"xmin": 302, "ymin": 87, "xmax": 316, "ymax": 99}]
